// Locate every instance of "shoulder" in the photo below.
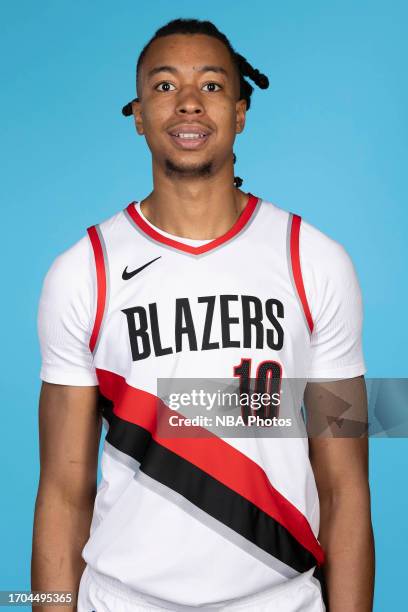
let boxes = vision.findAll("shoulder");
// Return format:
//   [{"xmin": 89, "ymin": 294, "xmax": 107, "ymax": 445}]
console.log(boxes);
[
  {"xmin": 92, "ymin": 205, "xmax": 130, "ymax": 239},
  {"xmin": 41, "ymin": 233, "xmax": 94, "ymax": 293},
  {"xmin": 299, "ymin": 215, "xmax": 349, "ymax": 260},
  {"xmin": 43, "ymin": 205, "xmax": 128, "ymax": 282},
  {"xmin": 298, "ymin": 215, "xmax": 359, "ymax": 288},
  {"xmin": 293, "ymin": 217, "xmax": 366, "ymax": 378},
  {"xmin": 38, "ymin": 233, "xmax": 96, "ymax": 341},
  {"xmin": 259, "ymin": 198, "xmax": 355, "ymax": 270},
  {"xmin": 259, "ymin": 198, "xmax": 363, "ymax": 327},
  {"xmin": 257, "ymin": 198, "xmax": 290, "ymax": 226},
  {"xmin": 295, "ymin": 215, "xmax": 363, "ymax": 330}
]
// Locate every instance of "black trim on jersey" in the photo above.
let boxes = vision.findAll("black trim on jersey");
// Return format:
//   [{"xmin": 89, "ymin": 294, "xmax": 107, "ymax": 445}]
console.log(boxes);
[
  {"xmin": 99, "ymin": 393, "xmax": 318, "ymax": 574},
  {"xmin": 313, "ymin": 564, "xmax": 329, "ymax": 610}
]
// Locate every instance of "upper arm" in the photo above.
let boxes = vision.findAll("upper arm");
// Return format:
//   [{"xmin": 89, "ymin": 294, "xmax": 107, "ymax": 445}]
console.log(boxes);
[
  {"xmin": 38, "ymin": 383, "xmax": 101, "ymax": 506},
  {"xmin": 305, "ymin": 376, "xmax": 369, "ymax": 498},
  {"xmin": 298, "ymin": 220, "xmax": 369, "ymax": 494},
  {"xmin": 37, "ymin": 234, "xmax": 101, "ymax": 503}
]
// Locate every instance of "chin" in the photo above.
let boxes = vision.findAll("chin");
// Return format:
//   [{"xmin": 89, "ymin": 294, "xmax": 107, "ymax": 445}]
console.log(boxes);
[{"xmin": 164, "ymin": 157, "xmax": 214, "ymax": 179}]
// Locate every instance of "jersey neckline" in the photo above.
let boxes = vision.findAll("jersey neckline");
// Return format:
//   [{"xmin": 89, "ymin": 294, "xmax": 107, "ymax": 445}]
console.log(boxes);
[
  {"xmin": 135, "ymin": 201, "xmax": 212, "ymax": 246},
  {"xmin": 124, "ymin": 193, "xmax": 260, "ymax": 255}
]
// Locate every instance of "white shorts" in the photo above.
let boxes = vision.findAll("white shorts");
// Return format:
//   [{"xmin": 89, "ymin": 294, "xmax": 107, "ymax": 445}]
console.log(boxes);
[{"xmin": 77, "ymin": 565, "xmax": 326, "ymax": 612}]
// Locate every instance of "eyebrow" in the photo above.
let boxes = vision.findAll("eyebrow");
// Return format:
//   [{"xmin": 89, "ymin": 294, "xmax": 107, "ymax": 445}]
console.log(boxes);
[
  {"xmin": 197, "ymin": 65, "xmax": 228, "ymax": 76},
  {"xmin": 147, "ymin": 65, "xmax": 229, "ymax": 78}
]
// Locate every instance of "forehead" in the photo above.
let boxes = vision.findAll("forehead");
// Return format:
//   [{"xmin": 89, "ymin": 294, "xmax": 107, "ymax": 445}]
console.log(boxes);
[{"xmin": 140, "ymin": 33, "xmax": 236, "ymax": 77}]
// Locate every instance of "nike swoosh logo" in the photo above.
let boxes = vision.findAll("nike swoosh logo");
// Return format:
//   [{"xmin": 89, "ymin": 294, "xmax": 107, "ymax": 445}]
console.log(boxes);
[{"xmin": 122, "ymin": 256, "xmax": 161, "ymax": 280}]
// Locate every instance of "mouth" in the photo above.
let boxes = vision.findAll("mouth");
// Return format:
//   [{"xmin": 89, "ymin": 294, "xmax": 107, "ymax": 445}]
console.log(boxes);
[{"xmin": 167, "ymin": 125, "xmax": 212, "ymax": 150}]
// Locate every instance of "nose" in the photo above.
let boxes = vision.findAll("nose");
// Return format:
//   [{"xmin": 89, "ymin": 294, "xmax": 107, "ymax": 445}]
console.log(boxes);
[{"xmin": 175, "ymin": 86, "xmax": 204, "ymax": 116}]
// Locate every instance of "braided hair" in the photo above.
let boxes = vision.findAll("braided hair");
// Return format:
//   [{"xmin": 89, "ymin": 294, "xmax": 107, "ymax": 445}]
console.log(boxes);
[{"xmin": 122, "ymin": 18, "xmax": 269, "ymax": 188}]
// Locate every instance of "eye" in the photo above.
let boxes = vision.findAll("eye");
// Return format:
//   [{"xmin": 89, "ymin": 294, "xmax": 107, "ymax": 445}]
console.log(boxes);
[
  {"xmin": 155, "ymin": 81, "xmax": 176, "ymax": 92},
  {"xmin": 202, "ymin": 82, "xmax": 222, "ymax": 92}
]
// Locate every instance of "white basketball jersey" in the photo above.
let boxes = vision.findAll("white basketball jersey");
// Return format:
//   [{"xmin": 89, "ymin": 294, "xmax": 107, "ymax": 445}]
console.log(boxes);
[{"xmin": 38, "ymin": 193, "xmax": 367, "ymax": 610}]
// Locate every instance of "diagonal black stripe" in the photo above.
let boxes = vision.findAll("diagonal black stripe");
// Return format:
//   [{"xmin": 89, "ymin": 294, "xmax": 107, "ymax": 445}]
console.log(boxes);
[
  {"xmin": 98, "ymin": 392, "xmax": 114, "ymax": 422},
  {"xmin": 142, "ymin": 439, "xmax": 316, "ymax": 573},
  {"xmin": 100, "ymin": 395, "xmax": 317, "ymax": 573}
]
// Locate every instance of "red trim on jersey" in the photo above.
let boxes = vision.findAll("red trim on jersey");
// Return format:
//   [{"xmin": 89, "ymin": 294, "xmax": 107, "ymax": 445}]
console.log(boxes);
[
  {"xmin": 290, "ymin": 215, "xmax": 314, "ymax": 334},
  {"xmin": 96, "ymin": 367, "xmax": 325, "ymax": 565},
  {"xmin": 125, "ymin": 193, "xmax": 259, "ymax": 255},
  {"xmin": 87, "ymin": 226, "xmax": 107, "ymax": 353}
]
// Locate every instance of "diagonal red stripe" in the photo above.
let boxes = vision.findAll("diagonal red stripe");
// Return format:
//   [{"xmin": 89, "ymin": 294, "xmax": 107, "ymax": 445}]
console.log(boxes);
[{"xmin": 97, "ymin": 367, "xmax": 325, "ymax": 565}]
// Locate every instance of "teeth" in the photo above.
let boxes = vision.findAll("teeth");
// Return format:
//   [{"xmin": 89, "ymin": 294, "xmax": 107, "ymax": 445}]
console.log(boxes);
[{"xmin": 176, "ymin": 133, "xmax": 206, "ymax": 139}]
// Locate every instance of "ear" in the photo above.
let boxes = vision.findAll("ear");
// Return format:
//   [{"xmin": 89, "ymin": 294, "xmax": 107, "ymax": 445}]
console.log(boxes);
[
  {"xmin": 235, "ymin": 98, "xmax": 247, "ymax": 134},
  {"xmin": 132, "ymin": 99, "xmax": 144, "ymax": 135}
]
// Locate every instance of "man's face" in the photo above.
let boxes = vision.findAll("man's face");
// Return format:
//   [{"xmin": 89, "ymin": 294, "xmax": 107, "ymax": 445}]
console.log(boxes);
[{"xmin": 133, "ymin": 34, "xmax": 246, "ymax": 179}]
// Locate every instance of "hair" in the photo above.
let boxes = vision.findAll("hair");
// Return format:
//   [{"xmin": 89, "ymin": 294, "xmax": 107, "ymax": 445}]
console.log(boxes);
[{"xmin": 121, "ymin": 18, "xmax": 270, "ymax": 188}]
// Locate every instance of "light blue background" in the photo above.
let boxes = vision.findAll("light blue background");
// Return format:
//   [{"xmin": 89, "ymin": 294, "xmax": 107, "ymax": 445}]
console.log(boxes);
[{"xmin": 1, "ymin": 1, "xmax": 406, "ymax": 609}]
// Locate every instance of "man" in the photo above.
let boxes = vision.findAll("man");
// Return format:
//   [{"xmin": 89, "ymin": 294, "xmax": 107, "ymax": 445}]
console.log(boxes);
[{"xmin": 32, "ymin": 18, "xmax": 375, "ymax": 612}]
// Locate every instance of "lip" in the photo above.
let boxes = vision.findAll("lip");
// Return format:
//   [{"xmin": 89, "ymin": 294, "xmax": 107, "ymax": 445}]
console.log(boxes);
[{"xmin": 167, "ymin": 123, "xmax": 213, "ymax": 150}]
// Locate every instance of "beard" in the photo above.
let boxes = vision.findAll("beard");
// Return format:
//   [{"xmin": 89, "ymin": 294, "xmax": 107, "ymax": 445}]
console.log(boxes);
[{"xmin": 164, "ymin": 157, "xmax": 214, "ymax": 180}]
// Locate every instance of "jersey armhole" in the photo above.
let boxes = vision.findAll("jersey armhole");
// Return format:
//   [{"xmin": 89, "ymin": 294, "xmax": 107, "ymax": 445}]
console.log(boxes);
[
  {"xmin": 287, "ymin": 213, "xmax": 314, "ymax": 335},
  {"xmin": 87, "ymin": 224, "xmax": 109, "ymax": 354}
]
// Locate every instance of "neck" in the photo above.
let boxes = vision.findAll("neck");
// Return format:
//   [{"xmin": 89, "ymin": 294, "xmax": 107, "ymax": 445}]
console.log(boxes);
[{"xmin": 140, "ymin": 159, "xmax": 248, "ymax": 240}]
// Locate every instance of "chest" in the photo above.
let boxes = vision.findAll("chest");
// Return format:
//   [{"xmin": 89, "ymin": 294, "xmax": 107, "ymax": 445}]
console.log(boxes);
[{"xmin": 94, "ymin": 243, "xmax": 311, "ymax": 383}]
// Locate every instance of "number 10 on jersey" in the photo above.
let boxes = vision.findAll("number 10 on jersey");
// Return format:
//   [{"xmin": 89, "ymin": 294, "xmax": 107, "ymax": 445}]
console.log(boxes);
[{"xmin": 233, "ymin": 358, "xmax": 282, "ymax": 423}]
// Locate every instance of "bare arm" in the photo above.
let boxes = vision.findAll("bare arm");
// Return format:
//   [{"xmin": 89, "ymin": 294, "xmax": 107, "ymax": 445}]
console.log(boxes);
[
  {"xmin": 305, "ymin": 376, "xmax": 375, "ymax": 612},
  {"xmin": 31, "ymin": 382, "xmax": 101, "ymax": 611}
]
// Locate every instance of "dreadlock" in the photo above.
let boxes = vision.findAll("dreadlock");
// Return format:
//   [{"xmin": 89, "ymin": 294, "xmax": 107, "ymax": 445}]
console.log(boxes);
[{"xmin": 122, "ymin": 18, "xmax": 269, "ymax": 188}]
